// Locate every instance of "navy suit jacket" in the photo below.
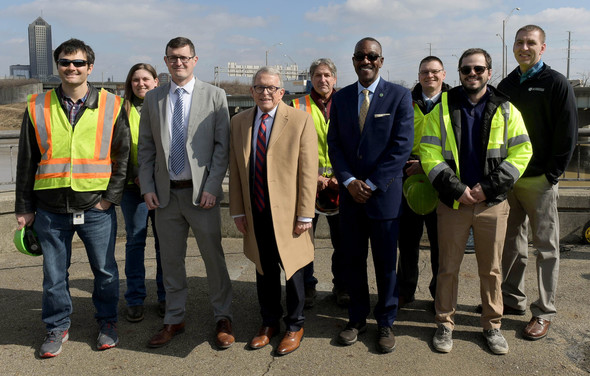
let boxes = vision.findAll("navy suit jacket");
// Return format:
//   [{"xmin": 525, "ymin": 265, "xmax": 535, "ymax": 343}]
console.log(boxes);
[{"xmin": 327, "ymin": 78, "xmax": 414, "ymax": 219}]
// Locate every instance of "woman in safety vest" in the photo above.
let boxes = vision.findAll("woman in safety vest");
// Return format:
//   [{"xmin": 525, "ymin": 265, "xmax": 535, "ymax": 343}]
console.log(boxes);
[{"xmin": 121, "ymin": 63, "xmax": 165, "ymax": 322}]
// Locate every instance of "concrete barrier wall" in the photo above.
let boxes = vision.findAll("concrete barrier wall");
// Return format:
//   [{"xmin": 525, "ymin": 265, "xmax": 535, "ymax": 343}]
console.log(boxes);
[
  {"xmin": 0, "ymin": 83, "xmax": 43, "ymax": 105},
  {"xmin": 1, "ymin": 188, "xmax": 589, "ymax": 254}
]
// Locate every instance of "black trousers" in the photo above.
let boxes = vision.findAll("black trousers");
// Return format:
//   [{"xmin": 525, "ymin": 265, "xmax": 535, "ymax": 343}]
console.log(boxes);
[
  {"xmin": 397, "ymin": 195, "xmax": 439, "ymax": 300},
  {"xmin": 252, "ymin": 205, "xmax": 306, "ymax": 331}
]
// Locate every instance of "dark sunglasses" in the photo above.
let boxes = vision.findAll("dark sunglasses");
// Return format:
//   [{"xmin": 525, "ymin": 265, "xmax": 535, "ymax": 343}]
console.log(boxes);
[
  {"xmin": 459, "ymin": 65, "xmax": 487, "ymax": 75},
  {"xmin": 57, "ymin": 59, "xmax": 88, "ymax": 68},
  {"xmin": 353, "ymin": 53, "xmax": 381, "ymax": 62}
]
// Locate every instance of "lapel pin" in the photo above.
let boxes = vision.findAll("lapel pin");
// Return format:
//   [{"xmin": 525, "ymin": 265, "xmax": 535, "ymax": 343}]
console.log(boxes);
[{"xmin": 379, "ymin": 93, "xmax": 384, "ymax": 97}]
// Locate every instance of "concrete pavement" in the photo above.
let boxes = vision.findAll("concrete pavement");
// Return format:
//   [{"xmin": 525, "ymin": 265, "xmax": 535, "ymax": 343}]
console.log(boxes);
[{"xmin": 1, "ymin": 233, "xmax": 589, "ymax": 375}]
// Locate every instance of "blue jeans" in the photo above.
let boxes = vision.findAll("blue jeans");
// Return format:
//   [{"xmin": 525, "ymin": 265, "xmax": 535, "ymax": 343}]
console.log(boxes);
[
  {"xmin": 34, "ymin": 206, "xmax": 119, "ymax": 331},
  {"xmin": 120, "ymin": 189, "xmax": 165, "ymax": 307}
]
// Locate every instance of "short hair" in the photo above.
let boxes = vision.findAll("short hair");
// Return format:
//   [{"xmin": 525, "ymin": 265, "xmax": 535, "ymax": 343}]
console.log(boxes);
[
  {"xmin": 252, "ymin": 66, "xmax": 283, "ymax": 88},
  {"xmin": 515, "ymin": 24, "xmax": 546, "ymax": 43},
  {"xmin": 53, "ymin": 38, "xmax": 95, "ymax": 65},
  {"xmin": 309, "ymin": 58, "xmax": 337, "ymax": 78},
  {"xmin": 354, "ymin": 37, "xmax": 382, "ymax": 55},
  {"xmin": 419, "ymin": 56, "xmax": 444, "ymax": 70},
  {"xmin": 458, "ymin": 48, "xmax": 492, "ymax": 70},
  {"xmin": 165, "ymin": 37, "xmax": 195, "ymax": 56},
  {"xmin": 123, "ymin": 63, "xmax": 158, "ymax": 115}
]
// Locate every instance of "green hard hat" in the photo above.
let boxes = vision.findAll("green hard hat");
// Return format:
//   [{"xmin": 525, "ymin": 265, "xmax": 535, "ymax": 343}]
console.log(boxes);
[
  {"xmin": 14, "ymin": 227, "xmax": 43, "ymax": 257},
  {"xmin": 403, "ymin": 174, "xmax": 438, "ymax": 215}
]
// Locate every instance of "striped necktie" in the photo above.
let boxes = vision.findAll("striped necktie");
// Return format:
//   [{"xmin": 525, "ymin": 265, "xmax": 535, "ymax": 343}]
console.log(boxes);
[
  {"xmin": 254, "ymin": 113, "xmax": 269, "ymax": 212},
  {"xmin": 170, "ymin": 87, "xmax": 185, "ymax": 175}
]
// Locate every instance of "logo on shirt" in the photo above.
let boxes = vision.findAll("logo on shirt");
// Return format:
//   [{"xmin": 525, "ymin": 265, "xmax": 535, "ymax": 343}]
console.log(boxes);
[{"xmin": 528, "ymin": 87, "xmax": 545, "ymax": 92}]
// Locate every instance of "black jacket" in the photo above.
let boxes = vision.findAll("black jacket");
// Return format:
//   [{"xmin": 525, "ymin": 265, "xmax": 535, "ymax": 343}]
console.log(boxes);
[
  {"xmin": 498, "ymin": 64, "xmax": 578, "ymax": 184},
  {"xmin": 15, "ymin": 84, "xmax": 130, "ymax": 214}
]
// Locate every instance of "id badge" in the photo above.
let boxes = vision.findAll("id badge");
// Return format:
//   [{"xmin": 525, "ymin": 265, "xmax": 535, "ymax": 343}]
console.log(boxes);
[{"xmin": 73, "ymin": 211, "xmax": 84, "ymax": 225}]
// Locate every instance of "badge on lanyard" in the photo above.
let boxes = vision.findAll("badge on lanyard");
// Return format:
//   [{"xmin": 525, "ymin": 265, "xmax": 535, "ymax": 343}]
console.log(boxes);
[{"xmin": 73, "ymin": 211, "xmax": 84, "ymax": 225}]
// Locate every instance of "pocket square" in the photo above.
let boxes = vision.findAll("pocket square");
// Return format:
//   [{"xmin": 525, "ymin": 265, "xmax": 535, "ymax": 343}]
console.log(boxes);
[{"xmin": 374, "ymin": 113, "xmax": 390, "ymax": 118}]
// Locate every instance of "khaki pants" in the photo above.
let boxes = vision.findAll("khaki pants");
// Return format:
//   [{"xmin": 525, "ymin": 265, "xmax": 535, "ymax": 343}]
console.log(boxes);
[{"xmin": 435, "ymin": 200, "xmax": 509, "ymax": 330}]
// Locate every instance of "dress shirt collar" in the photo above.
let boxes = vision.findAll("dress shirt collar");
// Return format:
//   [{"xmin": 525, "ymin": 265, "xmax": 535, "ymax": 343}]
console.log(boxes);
[
  {"xmin": 422, "ymin": 91, "xmax": 442, "ymax": 103},
  {"xmin": 170, "ymin": 77, "xmax": 196, "ymax": 96},
  {"xmin": 357, "ymin": 76, "xmax": 381, "ymax": 95},
  {"xmin": 256, "ymin": 105, "xmax": 278, "ymax": 122}
]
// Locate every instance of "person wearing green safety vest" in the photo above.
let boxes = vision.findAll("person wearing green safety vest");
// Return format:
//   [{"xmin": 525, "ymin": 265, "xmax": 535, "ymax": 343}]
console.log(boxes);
[
  {"xmin": 397, "ymin": 56, "xmax": 451, "ymax": 310},
  {"xmin": 420, "ymin": 48, "xmax": 532, "ymax": 356},
  {"xmin": 292, "ymin": 58, "xmax": 349, "ymax": 309},
  {"xmin": 121, "ymin": 63, "xmax": 165, "ymax": 323},
  {"xmin": 15, "ymin": 38, "xmax": 130, "ymax": 358}
]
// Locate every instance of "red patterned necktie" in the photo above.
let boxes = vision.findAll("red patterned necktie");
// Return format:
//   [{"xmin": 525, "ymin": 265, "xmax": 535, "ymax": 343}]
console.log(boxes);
[{"xmin": 254, "ymin": 113, "xmax": 269, "ymax": 212}]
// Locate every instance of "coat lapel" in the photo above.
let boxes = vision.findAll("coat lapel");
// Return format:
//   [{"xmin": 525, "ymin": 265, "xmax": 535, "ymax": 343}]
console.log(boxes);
[
  {"xmin": 267, "ymin": 101, "xmax": 288, "ymax": 150},
  {"xmin": 157, "ymin": 83, "xmax": 171, "ymax": 160}
]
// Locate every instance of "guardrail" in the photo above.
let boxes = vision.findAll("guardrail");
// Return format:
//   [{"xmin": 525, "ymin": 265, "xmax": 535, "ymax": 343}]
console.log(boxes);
[{"xmin": 0, "ymin": 127, "xmax": 589, "ymax": 187}]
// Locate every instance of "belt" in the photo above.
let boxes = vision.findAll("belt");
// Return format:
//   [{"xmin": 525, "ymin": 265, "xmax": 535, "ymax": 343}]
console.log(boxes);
[{"xmin": 170, "ymin": 179, "xmax": 193, "ymax": 189}]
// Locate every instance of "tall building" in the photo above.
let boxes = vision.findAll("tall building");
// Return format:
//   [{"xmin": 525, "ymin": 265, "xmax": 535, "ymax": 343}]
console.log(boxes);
[{"xmin": 28, "ymin": 16, "xmax": 53, "ymax": 80}]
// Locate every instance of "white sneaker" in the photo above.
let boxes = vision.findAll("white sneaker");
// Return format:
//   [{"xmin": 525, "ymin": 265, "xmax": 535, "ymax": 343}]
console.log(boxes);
[{"xmin": 433, "ymin": 324, "xmax": 453, "ymax": 353}]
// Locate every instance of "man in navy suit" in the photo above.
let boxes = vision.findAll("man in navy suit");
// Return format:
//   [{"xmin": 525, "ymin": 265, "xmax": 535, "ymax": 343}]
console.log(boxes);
[{"xmin": 327, "ymin": 37, "xmax": 414, "ymax": 353}]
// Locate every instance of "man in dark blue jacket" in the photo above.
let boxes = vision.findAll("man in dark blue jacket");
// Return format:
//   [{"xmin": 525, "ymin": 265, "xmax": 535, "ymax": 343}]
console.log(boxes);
[{"xmin": 327, "ymin": 37, "xmax": 413, "ymax": 354}]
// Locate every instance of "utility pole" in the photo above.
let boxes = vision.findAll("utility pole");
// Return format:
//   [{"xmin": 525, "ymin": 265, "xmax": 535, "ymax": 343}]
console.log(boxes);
[
  {"xmin": 427, "ymin": 43, "xmax": 432, "ymax": 56},
  {"xmin": 567, "ymin": 31, "xmax": 572, "ymax": 79}
]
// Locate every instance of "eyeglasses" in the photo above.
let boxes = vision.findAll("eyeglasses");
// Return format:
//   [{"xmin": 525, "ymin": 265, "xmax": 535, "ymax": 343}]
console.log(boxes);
[
  {"xmin": 166, "ymin": 55, "xmax": 195, "ymax": 64},
  {"xmin": 57, "ymin": 59, "xmax": 88, "ymax": 68},
  {"xmin": 353, "ymin": 53, "xmax": 381, "ymax": 62},
  {"xmin": 419, "ymin": 69, "xmax": 444, "ymax": 76},
  {"xmin": 252, "ymin": 85, "xmax": 280, "ymax": 94},
  {"xmin": 459, "ymin": 65, "xmax": 488, "ymax": 75}
]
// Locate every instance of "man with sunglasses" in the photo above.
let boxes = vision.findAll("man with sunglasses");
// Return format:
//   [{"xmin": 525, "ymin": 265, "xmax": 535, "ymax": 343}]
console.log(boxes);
[
  {"xmin": 15, "ymin": 38, "xmax": 130, "ymax": 357},
  {"xmin": 138, "ymin": 37, "xmax": 234, "ymax": 350},
  {"xmin": 499, "ymin": 25, "xmax": 578, "ymax": 341},
  {"xmin": 420, "ymin": 48, "xmax": 532, "ymax": 354},
  {"xmin": 229, "ymin": 67, "xmax": 318, "ymax": 355},
  {"xmin": 327, "ymin": 37, "xmax": 414, "ymax": 353},
  {"xmin": 397, "ymin": 56, "xmax": 451, "ymax": 309}
]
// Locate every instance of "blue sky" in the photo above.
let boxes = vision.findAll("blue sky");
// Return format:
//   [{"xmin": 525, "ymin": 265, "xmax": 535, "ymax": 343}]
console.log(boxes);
[{"xmin": 1, "ymin": 0, "xmax": 589, "ymax": 88}]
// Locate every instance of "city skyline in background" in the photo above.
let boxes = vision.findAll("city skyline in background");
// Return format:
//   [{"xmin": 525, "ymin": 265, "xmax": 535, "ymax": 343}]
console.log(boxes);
[{"xmin": 1, "ymin": 0, "xmax": 589, "ymax": 88}]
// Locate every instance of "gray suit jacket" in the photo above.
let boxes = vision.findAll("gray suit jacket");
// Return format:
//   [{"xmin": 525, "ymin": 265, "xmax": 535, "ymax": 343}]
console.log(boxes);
[{"xmin": 137, "ymin": 78, "xmax": 230, "ymax": 208}]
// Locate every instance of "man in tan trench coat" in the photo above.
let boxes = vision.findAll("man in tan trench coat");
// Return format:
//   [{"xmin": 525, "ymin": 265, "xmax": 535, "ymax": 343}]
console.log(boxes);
[{"xmin": 229, "ymin": 66, "xmax": 318, "ymax": 356}]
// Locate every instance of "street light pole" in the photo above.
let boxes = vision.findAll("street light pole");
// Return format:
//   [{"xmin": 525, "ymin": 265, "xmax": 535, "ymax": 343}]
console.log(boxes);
[
  {"xmin": 502, "ymin": 7, "xmax": 520, "ymax": 79},
  {"xmin": 265, "ymin": 42, "xmax": 283, "ymax": 66}
]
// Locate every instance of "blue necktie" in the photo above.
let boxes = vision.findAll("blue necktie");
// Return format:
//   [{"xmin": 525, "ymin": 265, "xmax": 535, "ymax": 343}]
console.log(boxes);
[
  {"xmin": 254, "ymin": 114, "xmax": 269, "ymax": 211},
  {"xmin": 425, "ymin": 99, "xmax": 434, "ymax": 113},
  {"xmin": 170, "ymin": 88, "xmax": 185, "ymax": 175}
]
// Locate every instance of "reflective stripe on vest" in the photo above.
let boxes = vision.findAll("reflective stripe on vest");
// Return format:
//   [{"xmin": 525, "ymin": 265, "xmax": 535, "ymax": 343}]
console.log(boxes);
[
  {"xmin": 293, "ymin": 95, "xmax": 333, "ymax": 176},
  {"xmin": 28, "ymin": 89, "xmax": 122, "ymax": 191}
]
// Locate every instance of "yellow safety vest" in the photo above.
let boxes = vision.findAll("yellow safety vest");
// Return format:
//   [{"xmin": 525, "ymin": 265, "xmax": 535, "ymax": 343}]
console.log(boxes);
[
  {"xmin": 128, "ymin": 103, "xmax": 140, "ymax": 167},
  {"xmin": 292, "ymin": 95, "xmax": 333, "ymax": 177},
  {"xmin": 27, "ymin": 89, "xmax": 122, "ymax": 191}
]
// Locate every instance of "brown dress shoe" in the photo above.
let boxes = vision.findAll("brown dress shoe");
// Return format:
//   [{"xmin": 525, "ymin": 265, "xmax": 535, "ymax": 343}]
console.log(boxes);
[
  {"xmin": 523, "ymin": 317, "xmax": 551, "ymax": 340},
  {"xmin": 215, "ymin": 318, "xmax": 235, "ymax": 349},
  {"xmin": 250, "ymin": 325, "xmax": 279, "ymax": 349},
  {"xmin": 276, "ymin": 328, "xmax": 304, "ymax": 356},
  {"xmin": 147, "ymin": 322, "xmax": 185, "ymax": 348}
]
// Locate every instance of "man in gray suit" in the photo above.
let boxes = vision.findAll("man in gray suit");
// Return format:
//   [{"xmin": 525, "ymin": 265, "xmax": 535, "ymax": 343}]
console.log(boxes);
[{"xmin": 138, "ymin": 36, "xmax": 234, "ymax": 349}]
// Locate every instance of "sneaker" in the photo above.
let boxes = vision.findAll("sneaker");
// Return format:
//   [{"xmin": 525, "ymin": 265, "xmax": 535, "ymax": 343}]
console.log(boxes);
[
  {"xmin": 97, "ymin": 321, "xmax": 119, "ymax": 350},
  {"xmin": 483, "ymin": 328, "xmax": 509, "ymax": 355},
  {"xmin": 338, "ymin": 322, "xmax": 367, "ymax": 346},
  {"xmin": 126, "ymin": 305, "xmax": 144, "ymax": 323},
  {"xmin": 39, "ymin": 329, "xmax": 69, "ymax": 358},
  {"xmin": 304, "ymin": 286, "xmax": 317, "ymax": 309},
  {"xmin": 432, "ymin": 324, "xmax": 453, "ymax": 353},
  {"xmin": 377, "ymin": 325, "xmax": 396, "ymax": 353}
]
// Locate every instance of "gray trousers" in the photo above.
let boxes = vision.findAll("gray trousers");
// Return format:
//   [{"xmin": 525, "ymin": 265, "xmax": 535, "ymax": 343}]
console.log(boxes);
[
  {"xmin": 502, "ymin": 174, "xmax": 559, "ymax": 320},
  {"xmin": 155, "ymin": 188, "xmax": 233, "ymax": 325}
]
